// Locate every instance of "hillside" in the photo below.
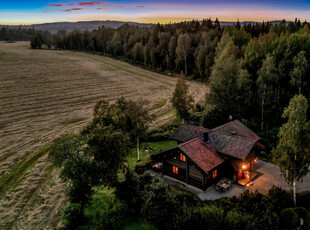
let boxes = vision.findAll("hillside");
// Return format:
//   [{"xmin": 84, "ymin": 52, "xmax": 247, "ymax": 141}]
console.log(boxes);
[{"xmin": 0, "ymin": 20, "xmax": 154, "ymax": 34}]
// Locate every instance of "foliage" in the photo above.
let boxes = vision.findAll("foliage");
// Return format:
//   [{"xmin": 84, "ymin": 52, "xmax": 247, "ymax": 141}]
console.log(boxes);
[
  {"xmin": 279, "ymin": 208, "xmax": 300, "ymax": 229},
  {"xmin": 84, "ymin": 186, "xmax": 126, "ymax": 230},
  {"xmin": 273, "ymin": 95, "xmax": 310, "ymax": 185},
  {"xmin": 141, "ymin": 179, "xmax": 180, "ymax": 229},
  {"xmin": 171, "ymin": 73, "xmax": 194, "ymax": 119},
  {"xmin": 116, "ymin": 171, "xmax": 153, "ymax": 214}
]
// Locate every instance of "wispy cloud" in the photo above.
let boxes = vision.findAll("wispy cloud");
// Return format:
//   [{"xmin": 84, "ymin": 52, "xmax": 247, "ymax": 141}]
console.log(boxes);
[
  {"xmin": 61, "ymin": 8, "xmax": 84, "ymax": 12},
  {"xmin": 47, "ymin": 1, "xmax": 144, "ymax": 9}
]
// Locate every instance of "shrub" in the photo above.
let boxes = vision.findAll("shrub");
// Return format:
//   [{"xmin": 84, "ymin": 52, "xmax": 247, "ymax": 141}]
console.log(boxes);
[
  {"xmin": 141, "ymin": 179, "xmax": 180, "ymax": 229},
  {"xmin": 134, "ymin": 160, "xmax": 152, "ymax": 174},
  {"xmin": 62, "ymin": 203, "xmax": 86, "ymax": 230},
  {"xmin": 116, "ymin": 171, "xmax": 152, "ymax": 214},
  {"xmin": 224, "ymin": 210, "xmax": 254, "ymax": 230},
  {"xmin": 268, "ymin": 186, "xmax": 294, "ymax": 211},
  {"xmin": 279, "ymin": 208, "xmax": 299, "ymax": 229},
  {"xmin": 297, "ymin": 191, "xmax": 310, "ymax": 208},
  {"xmin": 84, "ymin": 186, "xmax": 126, "ymax": 230}
]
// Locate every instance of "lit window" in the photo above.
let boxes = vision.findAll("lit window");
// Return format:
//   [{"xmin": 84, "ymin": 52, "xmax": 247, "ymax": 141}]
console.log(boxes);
[
  {"xmin": 180, "ymin": 153, "xmax": 186, "ymax": 162},
  {"xmin": 213, "ymin": 169, "xmax": 217, "ymax": 178},
  {"xmin": 173, "ymin": 166, "xmax": 178, "ymax": 174}
]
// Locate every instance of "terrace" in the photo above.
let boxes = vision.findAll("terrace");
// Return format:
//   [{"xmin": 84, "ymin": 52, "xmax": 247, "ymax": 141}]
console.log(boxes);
[{"xmin": 150, "ymin": 159, "xmax": 310, "ymax": 200}]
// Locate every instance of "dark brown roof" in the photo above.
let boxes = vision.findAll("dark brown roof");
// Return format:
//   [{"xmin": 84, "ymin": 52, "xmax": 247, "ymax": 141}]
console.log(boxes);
[
  {"xmin": 170, "ymin": 123, "xmax": 209, "ymax": 142},
  {"xmin": 212, "ymin": 120, "xmax": 260, "ymax": 142},
  {"xmin": 211, "ymin": 131, "xmax": 256, "ymax": 160},
  {"xmin": 179, "ymin": 138, "xmax": 224, "ymax": 173}
]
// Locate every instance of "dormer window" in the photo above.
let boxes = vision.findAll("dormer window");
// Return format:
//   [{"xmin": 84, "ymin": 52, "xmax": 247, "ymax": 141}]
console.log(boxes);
[{"xmin": 180, "ymin": 153, "xmax": 186, "ymax": 162}]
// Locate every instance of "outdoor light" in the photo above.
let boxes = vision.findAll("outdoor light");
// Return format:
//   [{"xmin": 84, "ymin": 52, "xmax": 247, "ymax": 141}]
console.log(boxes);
[
  {"xmin": 254, "ymin": 158, "xmax": 258, "ymax": 163},
  {"xmin": 242, "ymin": 165, "xmax": 246, "ymax": 169}
]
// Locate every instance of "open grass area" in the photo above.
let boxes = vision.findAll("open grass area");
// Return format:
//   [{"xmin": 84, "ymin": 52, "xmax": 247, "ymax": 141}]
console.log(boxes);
[
  {"xmin": 0, "ymin": 41, "xmax": 207, "ymax": 229},
  {"xmin": 0, "ymin": 143, "xmax": 53, "ymax": 197},
  {"xmin": 126, "ymin": 140, "xmax": 177, "ymax": 170},
  {"xmin": 122, "ymin": 217, "xmax": 157, "ymax": 230}
]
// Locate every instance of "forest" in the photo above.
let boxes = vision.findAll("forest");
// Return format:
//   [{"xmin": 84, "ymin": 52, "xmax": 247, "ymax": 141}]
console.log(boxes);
[{"xmin": 29, "ymin": 19, "xmax": 310, "ymax": 139}]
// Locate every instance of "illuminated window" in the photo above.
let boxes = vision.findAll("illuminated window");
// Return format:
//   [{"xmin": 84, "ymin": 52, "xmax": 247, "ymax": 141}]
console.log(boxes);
[
  {"xmin": 180, "ymin": 153, "xmax": 186, "ymax": 162},
  {"xmin": 213, "ymin": 169, "xmax": 217, "ymax": 178},
  {"xmin": 173, "ymin": 166, "xmax": 178, "ymax": 174}
]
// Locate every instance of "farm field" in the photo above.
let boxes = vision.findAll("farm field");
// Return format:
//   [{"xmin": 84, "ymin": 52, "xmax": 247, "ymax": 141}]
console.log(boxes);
[{"xmin": 0, "ymin": 42, "xmax": 207, "ymax": 229}]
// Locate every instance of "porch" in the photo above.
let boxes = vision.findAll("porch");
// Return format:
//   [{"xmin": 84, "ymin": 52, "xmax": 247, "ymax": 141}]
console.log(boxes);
[{"xmin": 237, "ymin": 170, "xmax": 260, "ymax": 186}]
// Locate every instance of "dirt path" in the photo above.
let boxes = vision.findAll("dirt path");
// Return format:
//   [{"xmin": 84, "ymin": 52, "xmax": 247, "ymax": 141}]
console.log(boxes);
[{"xmin": 0, "ymin": 42, "xmax": 207, "ymax": 229}]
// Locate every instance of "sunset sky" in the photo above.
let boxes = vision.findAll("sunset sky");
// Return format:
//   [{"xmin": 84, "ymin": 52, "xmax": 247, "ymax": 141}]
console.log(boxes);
[{"xmin": 1, "ymin": 0, "xmax": 310, "ymax": 25}]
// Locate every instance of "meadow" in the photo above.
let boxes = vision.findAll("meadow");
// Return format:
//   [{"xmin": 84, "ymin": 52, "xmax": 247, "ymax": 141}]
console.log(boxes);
[{"xmin": 0, "ymin": 42, "xmax": 207, "ymax": 229}]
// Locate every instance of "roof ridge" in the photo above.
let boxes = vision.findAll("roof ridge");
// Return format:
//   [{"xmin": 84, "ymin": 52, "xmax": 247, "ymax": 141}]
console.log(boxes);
[{"xmin": 211, "ymin": 130, "xmax": 257, "ymax": 143}]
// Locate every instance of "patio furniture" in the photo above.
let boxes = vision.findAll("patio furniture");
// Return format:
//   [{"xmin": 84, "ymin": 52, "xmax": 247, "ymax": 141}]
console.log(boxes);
[{"xmin": 216, "ymin": 178, "xmax": 232, "ymax": 192}]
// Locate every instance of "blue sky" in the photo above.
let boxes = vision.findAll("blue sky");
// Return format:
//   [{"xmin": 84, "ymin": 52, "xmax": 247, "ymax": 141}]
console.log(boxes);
[{"xmin": 1, "ymin": 0, "xmax": 310, "ymax": 24}]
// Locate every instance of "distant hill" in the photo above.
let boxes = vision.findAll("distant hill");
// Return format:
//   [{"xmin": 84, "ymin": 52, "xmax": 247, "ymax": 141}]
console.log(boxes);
[
  {"xmin": 0, "ymin": 20, "xmax": 154, "ymax": 34},
  {"xmin": 0, "ymin": 20, "xmax": 289, "ymax": 34}
]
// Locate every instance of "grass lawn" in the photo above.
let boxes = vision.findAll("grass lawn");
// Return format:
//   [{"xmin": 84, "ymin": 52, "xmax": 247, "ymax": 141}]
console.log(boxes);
[
  {"xmin": 122, "ymin": 217, "xmax": 157, "ymax": 230},
  {"xmin": 126, "ymin": 140, "xmax": 177, "ymax": 170}
]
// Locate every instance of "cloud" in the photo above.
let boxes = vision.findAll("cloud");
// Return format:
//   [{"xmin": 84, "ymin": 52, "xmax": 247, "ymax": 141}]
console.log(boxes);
[
  {"xmin": 61, "ymin": 8, "xmax": 84, "ymax": 12},
  {"xmin": 47, "ymin": 1, "xmax": 144, "ymax": 9}
]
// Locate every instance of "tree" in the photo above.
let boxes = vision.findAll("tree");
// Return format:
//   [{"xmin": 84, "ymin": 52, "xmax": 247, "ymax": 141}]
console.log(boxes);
[
  {"xmin": 141, "ymin": 179, "xmax": 180, "ymax": 229},
  {"xmin": 273, "ymin": 94, "xmax": 310, "ymax": 205},
  {"xmin": 257, "ymin": 55, "xmax": 278, "ymax": 130},
  {"xmin": 176, "ymin": 34, "xmax": 191, "ymax": 75},
  {"xmin": 290, "ymin": 50, "xmax": 308, "ymax": 94},
  {"xmin": 171, "ymin": 73, "xmax": 194, "ymax": 120},
  {"xmin": 84, "ymin": 186, "xmax": 125, "ymax": 230},
  {"xmin": 119, "ymin": 98, "xmax": 153, "ymax": 161}
]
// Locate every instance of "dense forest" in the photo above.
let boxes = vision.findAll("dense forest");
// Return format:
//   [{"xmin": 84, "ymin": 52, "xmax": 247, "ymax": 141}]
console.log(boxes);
[
  {"xmin": 0, "ymin": 27, "xmax": 37, "ymax": 41},
  {"xmin": 30, "ymin": 19, "xmax": 310, "ymax": 138}
]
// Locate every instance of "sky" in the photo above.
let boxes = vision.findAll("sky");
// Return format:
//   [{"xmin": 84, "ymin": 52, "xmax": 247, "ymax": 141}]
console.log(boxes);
[{"xmin": 1, "ymin": 0, "xmax": 310, "ymax": 25}]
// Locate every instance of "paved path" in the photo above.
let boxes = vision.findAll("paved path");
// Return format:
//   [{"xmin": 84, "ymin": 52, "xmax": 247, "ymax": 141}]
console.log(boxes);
[{"xmin": 199, "ymin": 160, "xmax": 310, "ymax": 200}]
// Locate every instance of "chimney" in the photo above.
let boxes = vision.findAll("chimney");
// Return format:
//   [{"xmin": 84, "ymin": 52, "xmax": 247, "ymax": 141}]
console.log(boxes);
[{"xmin": 203, "ymin": 132, "xmax": 209, "ymax": 143}]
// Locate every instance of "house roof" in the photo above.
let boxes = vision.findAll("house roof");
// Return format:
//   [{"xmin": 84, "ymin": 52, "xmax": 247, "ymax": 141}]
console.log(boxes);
[
  {"xmin": 169, "ymin": 120, "xmax": 261, "ymax": 161},
  {"xmin": 170, "ymin": 123, "xmax": 210, "ymax": 142},
  {"xmin": 179, "ymin": 138, "xmax": 224, "ymax": 173},
  {"xmin": 212, "ymin": 120, "xmax": 260, "ymax": 142},
  {"xmin": 211, "ymin": 131, "xmax": 256, "ymax": 160}
]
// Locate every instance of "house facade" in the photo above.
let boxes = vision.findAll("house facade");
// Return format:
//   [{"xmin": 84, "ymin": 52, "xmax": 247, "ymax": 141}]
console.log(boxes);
[{"xmin": 152, "ymin": 120, "xmax": 264, "ymax": 190}]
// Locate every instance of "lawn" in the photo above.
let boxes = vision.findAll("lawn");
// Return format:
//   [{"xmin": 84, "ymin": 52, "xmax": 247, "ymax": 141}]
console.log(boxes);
[{"xmin": 126, "ymin": 140, "xmax": 177, "ymax": 170}]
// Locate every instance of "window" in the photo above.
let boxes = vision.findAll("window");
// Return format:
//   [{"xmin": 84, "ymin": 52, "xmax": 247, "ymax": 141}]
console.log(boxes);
[
  {"xmin": 213, "ymin": 169, "xmax": 217, "ymax": 179},
  {"xmin": 180, "ymin": 153, "xmax": 186, "ymax": 162},
  {"xmin": 172, "ymin": 166, "xmax": 178, "ymax": 174}
]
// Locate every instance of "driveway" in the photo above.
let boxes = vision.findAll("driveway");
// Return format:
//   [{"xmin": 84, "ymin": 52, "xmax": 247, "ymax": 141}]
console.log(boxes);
[{"xmin": 199, "ymin": 160, "xmax": 310, "ymax": 200}]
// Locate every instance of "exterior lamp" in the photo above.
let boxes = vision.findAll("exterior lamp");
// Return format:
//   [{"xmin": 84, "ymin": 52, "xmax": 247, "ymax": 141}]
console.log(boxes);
[{"xmin": 242, "ymin": 165, "xmax": 246, "ymax": 169}]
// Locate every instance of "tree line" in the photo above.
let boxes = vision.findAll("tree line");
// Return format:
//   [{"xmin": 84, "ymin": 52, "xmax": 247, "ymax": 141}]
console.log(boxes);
[
  {"xmin": 0, "ymin": 27, "xmax": 36, "ymax": 42},
  {"xmin": 29, "ymin": 19, "xmax": 310, "ymax": 133}
]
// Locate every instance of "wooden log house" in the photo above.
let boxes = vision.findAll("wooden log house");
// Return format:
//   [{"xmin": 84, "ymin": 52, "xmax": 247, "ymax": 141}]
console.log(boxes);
[{"xmin": 152, "ymin": 120, "xmax": 264, "ymax": 190}]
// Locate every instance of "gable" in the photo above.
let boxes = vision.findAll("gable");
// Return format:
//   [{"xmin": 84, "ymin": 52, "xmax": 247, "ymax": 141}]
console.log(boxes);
[{"xmin": 179, "ymin": 138, "xmax": 224, "ymax": 173}]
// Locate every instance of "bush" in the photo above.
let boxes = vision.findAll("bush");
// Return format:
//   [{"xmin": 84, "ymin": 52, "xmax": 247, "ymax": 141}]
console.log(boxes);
[
  {"xmin": 297, "ymin": 191, "xmax": 310, "ymax": 208},
  {"xmin": 268, "ymin": 186, "xmax": 294, "ymax": 211},
  {"xmin": 224, "ymin": 210, "xmax": 254, "ymax": 230},
  {"xmin": 116, "ymin": 171, "xmax": 152, "ymax": 214},
  {"xmin": 84, "ymin": 186, "xmax": 126, "ymax": 230},
  {"xmin": 280, "ymin": 208, "xmax": 299, "ymax": 229},
  {"xmin": 62, "ymin": 203, "xmax": 86, "ymax": 230},
  {"xmin": 134, "ymin": 160, "xmax": 152, "ymax": 174},
  {"xmin": 141, "ymin": 179, "xmax": 180, "ymax": 229}
]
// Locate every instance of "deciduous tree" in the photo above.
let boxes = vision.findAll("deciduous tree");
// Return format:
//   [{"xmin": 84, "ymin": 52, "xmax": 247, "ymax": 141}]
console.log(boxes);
[{"xmin": 273, "ymin": 94, "xmax": 310, "ymax": 205}]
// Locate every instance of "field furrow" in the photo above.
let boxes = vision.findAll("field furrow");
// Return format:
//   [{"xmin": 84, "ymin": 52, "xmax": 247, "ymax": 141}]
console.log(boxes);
[{"xmin": 0, "ymin": 41, "xmax": 208, "ymax": 229}]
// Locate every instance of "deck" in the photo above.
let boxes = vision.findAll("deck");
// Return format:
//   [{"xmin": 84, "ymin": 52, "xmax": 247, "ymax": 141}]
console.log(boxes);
[{"xmin": 237, "ymin": 170, "xmax": 261, "ymax": 186}]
